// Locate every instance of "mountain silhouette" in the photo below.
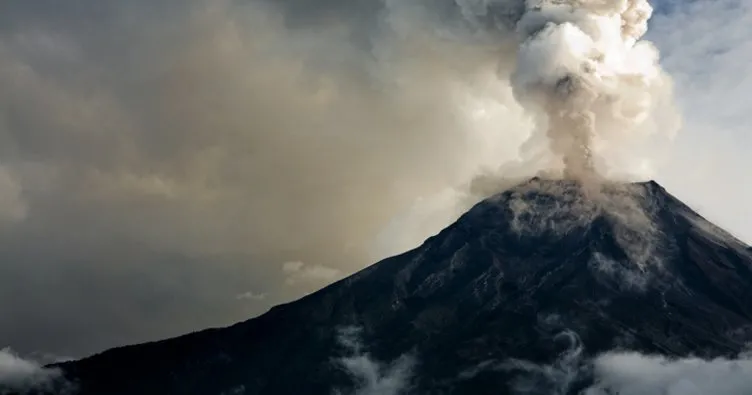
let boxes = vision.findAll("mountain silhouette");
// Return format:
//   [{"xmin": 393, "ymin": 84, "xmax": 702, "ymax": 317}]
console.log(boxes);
[{"xmin": 24, "ymin": 178, "xmax": 752, "ymax": 394}]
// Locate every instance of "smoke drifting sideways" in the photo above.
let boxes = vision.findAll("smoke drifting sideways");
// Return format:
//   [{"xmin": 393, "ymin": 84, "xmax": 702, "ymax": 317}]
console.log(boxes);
[
  {"xmin": 0, "ymin": 0, "xmax": 678, "ymax": 356},
  {"xmin": 0, "ymin": 0, "xmax": 529, "ymax": 356}
]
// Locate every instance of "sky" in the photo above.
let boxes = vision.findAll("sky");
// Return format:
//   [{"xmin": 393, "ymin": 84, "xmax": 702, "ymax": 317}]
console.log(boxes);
[
  {"xmin": 0, "ymin": 0, "xmax": 750, "ymax": 360},
  {"xmin": 648, "ymin": 0, "xmax": 752, "ymax": 244}
]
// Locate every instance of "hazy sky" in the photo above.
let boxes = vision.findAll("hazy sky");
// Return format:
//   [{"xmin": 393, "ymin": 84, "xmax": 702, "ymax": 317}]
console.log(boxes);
[
  {"xmin": 649, "ymin": 0, "xmax": 752, "ymax": 244},
  {"xmin": 0, "ymin": 0, "xmax": 750, "ymax": 359}
]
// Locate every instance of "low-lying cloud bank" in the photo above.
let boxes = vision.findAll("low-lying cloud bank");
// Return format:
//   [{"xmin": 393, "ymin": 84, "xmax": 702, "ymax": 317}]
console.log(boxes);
[
  {"xmin": 499, "ymin": 349, "xmax": 752, "ymax": 395},
  {"xmin": 328, "ymin": 326, "xmax": 752, "ymax": 395},
  {"xmin": 462, "ymin": 330, "xmax": 752, "ymax": 395},
  {"xmin": 585, "ymin": 352, "xmax": 752, "ymax": 395},
  {"xmin": 0, "ymin": 348, "xmax": 73, "ymax": 395}
]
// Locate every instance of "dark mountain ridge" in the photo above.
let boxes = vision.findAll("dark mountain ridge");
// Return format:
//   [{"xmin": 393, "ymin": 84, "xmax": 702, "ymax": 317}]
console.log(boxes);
[{"xmin": 19, "ymin": 178, "xmax": 752, "ymax": 394}]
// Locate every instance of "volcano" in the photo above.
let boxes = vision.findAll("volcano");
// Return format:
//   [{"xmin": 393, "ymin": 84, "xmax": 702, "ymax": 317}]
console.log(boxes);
[{"xmin": 20, "ymin": 178, "xmax": 752, "ymax": 394}]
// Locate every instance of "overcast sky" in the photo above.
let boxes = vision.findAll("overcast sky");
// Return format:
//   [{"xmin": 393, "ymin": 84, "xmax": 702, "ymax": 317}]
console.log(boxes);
[{"xmin": 0, "ymin": 0, "xmax": 750, "ymax": 359}]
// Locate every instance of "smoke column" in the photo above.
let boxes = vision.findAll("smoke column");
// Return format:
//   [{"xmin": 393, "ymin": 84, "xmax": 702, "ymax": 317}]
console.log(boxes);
[{"xmin": 481, "ymin": 0, "xmax": 675, "ymax": 179}]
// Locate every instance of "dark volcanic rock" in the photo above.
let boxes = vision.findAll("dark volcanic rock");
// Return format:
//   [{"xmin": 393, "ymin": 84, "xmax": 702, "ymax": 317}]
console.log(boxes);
[{"xmin": 27, "ymin": 179, "xmax": 752, "ymax": 394}]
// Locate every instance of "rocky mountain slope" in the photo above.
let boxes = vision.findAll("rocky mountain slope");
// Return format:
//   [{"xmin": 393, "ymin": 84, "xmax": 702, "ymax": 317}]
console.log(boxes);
[{"xmin": 20, "ymin": 178, "xmax": 752, "ymax": 394}]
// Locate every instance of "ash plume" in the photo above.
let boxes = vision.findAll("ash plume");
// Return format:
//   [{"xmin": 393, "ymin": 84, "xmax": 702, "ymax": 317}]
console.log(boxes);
[{"xmin": 462, "ymin": 0, "xmax": 680, "ymax": 180}]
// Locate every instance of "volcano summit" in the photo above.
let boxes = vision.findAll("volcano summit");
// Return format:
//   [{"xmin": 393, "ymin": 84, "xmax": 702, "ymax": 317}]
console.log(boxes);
[{"xmin": 11, "ymin": 178, "xmax": 752, "ymax": 395}]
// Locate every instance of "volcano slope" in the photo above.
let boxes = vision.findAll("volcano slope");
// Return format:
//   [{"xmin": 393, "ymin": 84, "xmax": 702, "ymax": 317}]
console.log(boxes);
[{"xmin": 29, "ymin": 179, "xmax": 752, "ymax": 394}]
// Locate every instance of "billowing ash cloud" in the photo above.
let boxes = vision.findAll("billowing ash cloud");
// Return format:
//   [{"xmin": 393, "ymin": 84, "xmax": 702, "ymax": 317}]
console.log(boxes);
[{"xmin": 462, "ymin": 0, "xmax": 679, "ymax": 179}]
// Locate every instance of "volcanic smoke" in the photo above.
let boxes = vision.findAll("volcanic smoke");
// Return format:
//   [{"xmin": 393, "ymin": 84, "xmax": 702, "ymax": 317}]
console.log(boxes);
[{"xmin": 501, "ymin": 0, "xmax": 672, "ymax": 179}]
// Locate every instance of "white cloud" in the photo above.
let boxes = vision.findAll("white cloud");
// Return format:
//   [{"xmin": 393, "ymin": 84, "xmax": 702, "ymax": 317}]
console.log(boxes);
[
  {"xmin": 456, "ymin": 328, "xmax": 752, "ymax": 395},
  {"xmin": 282, "ymin": 261, "xmax": 342, "ymax": 286},
  {"xmin": 332, "ymin": 327, "xmax": 415, "ymax": 395},
  {"xmin": 235, "ymin": 291, "xmax": 267, "ymax": 301},
  {"xmin": 493, "ymin": 349, "xmax": 752, "ymax": 395},
  {"xmin": 585, "ymin": 352, "xmax": 752, "ymax": 395},
  {"xmin": 282, "ymin": 261, "xmax": 305, "ymax": 274},
  {"xmin": 0, "ymin": 348, "xmax": 70, "ymax": 393}
]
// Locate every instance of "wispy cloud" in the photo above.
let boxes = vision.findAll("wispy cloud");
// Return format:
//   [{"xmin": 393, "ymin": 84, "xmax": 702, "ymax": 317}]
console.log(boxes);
[
  {"xmin": 282, "ymin": 261, "xmax": 342, "ymax": 286},
  {"xmin": 235, "ymin": 291, "xmax": 268, "ymax": 301},
  {"xmin": 0, "ymin": 348, "xmax": 73, "ymax": 394},
  {"xmin": 458, "ymin": 328, "xmax": 752, "ymax": 395},
  {"xmin": 332, "ymin": 327, "xmax": 415, "ymax": 395}
]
